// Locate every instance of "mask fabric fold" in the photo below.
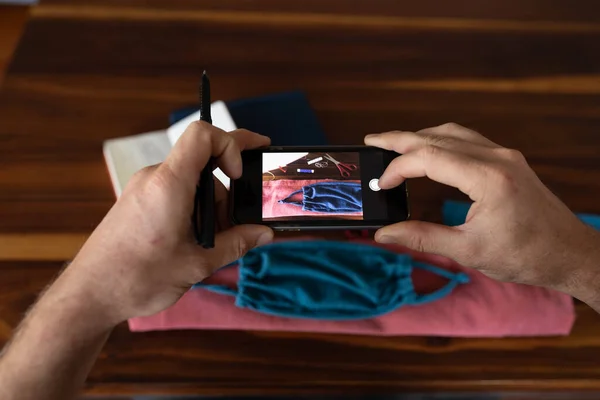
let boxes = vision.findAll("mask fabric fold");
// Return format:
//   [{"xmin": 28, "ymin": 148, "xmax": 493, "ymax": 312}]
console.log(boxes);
[
  {"xmin": 278, "ymin": 181, "xmax": 363, "ymax": 213},
  {"xmin": 196, "ymin": 241, "xmax": 469, "ymax": 320}
]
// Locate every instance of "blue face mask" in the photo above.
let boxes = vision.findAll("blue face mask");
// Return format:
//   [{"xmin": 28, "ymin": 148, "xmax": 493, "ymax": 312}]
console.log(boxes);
[
  {"xmin": 278, "ymin": 181, "xmax": 362, "ymax": 213},
  {"xmin": 195, "ymin": 241, "xmax": 469, "ymax": 320}
]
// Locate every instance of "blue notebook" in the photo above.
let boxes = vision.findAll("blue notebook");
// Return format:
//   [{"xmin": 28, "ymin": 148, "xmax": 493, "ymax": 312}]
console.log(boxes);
[{"xmin": 170, "ymin": 91, "xmax": 328, "ymax": 146}]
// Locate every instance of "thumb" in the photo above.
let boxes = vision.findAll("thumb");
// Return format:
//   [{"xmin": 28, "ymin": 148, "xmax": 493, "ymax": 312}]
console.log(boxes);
[
  {"xmin": 202, "ymin": 225, "xmax": 274, "ymax": 271},
  {"xmin": 375, "ymin": 220, "xmax": 468, "ymax": 260}
]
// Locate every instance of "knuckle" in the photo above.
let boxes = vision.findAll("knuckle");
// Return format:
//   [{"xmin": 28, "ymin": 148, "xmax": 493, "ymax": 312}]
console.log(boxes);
[
  {"xmin": 495, "ymin": 148, "xmax": 527, "ymax": 164},
  {"xmin": 227, "ymin": 134, "xmax": 242, "ymax": 150},
  {"xmin": 182, "ymin": 122, "xmax": 213, "ymax": 148},
  {"xmin": 485, "ymin": 165, "xmax": 518, "ymax": 194},
  {"xmin": 420, "ymin": 144, "xmax": 441, "ymax": 159},
  {"xmin": 191, "ymin": 120, "xmax": 214, "ymax": 134},
  {"xmin": 402, "ymin": 225, "xmax": 430, "ymax": 254},
  {"xmin": 146, "ymin": 165, "xmax": 178, "ymax": 193},
  {"xmin": 408, "ymin": 235, "xmax": 428, "ymax": 254},
  {"xmin": 424, "ymin": 134, "xmax": 456, "ymax": 148},
  {"xmin": 438, "ymin": 122, "xmax": 464, "ymax": 132},
  {"xmin": 234, "ymin": 237, "xmax": 250, "ymax": 259},
  {"xmin": 125, "ymin": 164, "xmax": 157, "ymax": 190}
]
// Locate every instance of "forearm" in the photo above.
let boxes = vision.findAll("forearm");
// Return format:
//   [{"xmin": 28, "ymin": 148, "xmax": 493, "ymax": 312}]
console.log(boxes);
[
  {"xmin": 573, "ymin": 265, "xmax": 600, "ymax": 315},
  {"xmin": 0, "ymin": 266, "xmax": 117, "ymax": 400},
  {"xmin": 559, "ymin": 227, "xmax": 600, "ymax": 313}
]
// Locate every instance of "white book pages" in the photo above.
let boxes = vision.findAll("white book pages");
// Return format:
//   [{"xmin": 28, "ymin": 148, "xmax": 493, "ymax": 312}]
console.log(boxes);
[
  {"xmin": 103, "ymin": 130, "xmax": 170, "ymax": 197},
  {"xmin": 103, "ymin": 101, "xmax": 238, "ymax": 197}
]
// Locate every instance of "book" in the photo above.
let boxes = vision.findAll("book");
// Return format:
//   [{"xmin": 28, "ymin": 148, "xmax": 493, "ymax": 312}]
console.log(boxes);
[
  {"xmin": 103, "ymin": 92, "xmax": 328, "ymax": 197},
  {"xmin": 103, "ymin": 101, "xmax": 235, "ymax": 197}
]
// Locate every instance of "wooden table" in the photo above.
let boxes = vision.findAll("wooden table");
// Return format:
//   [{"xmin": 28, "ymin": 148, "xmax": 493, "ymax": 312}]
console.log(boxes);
[
  {"xmin": 2, "ymin": 0, "xmax": 600, "ymax": 396},
  {"xmin": 0, "ymin": 5, "xmax": 28, "ymax": 85}
]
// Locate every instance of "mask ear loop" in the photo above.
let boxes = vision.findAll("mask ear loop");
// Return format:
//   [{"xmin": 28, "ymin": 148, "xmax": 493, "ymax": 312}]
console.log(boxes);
[{"xmin": 411, "ymin": 262, "xmax": 470, "ymax": 305}]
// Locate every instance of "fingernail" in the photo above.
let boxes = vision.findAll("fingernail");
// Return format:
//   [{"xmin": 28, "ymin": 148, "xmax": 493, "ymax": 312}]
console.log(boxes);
[
  {"xmin": 364, "ymin": 134, "xmax": 378, "ymax": 140},
  {"xmin": 256, "ymin": 231, "xmax": 274, "ymax": 247},
  {"xmin": 376, "ymin": 235, "xmax": 395, "ymax": 244}
]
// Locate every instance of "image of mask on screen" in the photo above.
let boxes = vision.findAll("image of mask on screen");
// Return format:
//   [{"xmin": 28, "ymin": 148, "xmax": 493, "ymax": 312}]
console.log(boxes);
[{"xmin": 261, "ymin": 152, "xmax": 363, "ymax": 221}]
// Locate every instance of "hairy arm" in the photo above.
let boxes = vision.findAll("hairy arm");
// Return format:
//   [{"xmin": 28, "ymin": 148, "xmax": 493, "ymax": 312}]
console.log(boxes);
[
  {"xmin": 0, "ymin": 267, "xmax": 116, "ymax": 400},
  {"xmin": 0, "ymin": 123, "xmax": 273, "ymax": 400}
]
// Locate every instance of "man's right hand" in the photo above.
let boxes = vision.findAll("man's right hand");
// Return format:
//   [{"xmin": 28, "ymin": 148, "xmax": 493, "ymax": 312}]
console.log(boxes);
[{"xmin": 365, "ymin": 123, "xmax": 600, "ymax": 306}]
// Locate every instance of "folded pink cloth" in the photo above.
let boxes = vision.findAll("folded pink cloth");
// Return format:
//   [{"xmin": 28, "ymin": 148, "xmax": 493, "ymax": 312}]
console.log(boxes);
[
  {"xmin": 262, "ymin": 179, "xmax": 363, "ymax": 218},
  {"xmin": 129, "ymin": 241, "xmax": 575, "ymax": 337}
]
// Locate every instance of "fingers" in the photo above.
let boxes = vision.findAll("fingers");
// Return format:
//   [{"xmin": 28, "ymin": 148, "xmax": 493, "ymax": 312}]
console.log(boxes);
[
  {"xmin": 214, "ymin": 129, "xmax": 271, "ymax": 178},
  {"xmin": 417, "ymin": 122, "xmax": 499, "ymax": 147},
  {"xmin": 123, "ymin": 163, "xmax": 160, "ymax": 192},
  {"xmin": 229, "ymin": 128, "xmax": 271, "ymax": 151},
  {"xmin": 161, "ymin": 122, "xmax": 269, "ymax": 188},
  {"xmin": 161, "ymin": 122, "xmax": 216, "ymax": 187},
  {"xmin": 365, "ymin": 123, "xmax": 508, "ymax": 200},
  {"xmin": 378, "ymin": 145, "xmax": 487, "ymax": 200},
  {"xmin": 365, "ymin": 123, "xmax": 499, "ymax": 158},
  {"xmin": 201, "ymin": 225, "xmax": 274, "ymax": 273},
  {"xmin": 365, "ymin": 130, "xmax": 493, "ymax": 159},
  {"xmin": 376, "ymin": 220, "xmax": 470, "ymax": 261}
]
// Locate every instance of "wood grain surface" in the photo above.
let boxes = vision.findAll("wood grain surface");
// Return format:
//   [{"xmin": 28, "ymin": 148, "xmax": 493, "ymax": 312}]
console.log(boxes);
[
  {"xmin": 1, "ymin": 0, "xmax": 600, "ymax": 395},
  {"xmin": 0, "ymin": 5, "xmax": 29, "ymax": 85}
]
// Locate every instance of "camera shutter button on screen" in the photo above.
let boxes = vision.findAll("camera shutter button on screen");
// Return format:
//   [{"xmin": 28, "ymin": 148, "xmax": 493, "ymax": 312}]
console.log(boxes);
[{"xmin": 369, "ymin": 179, "xmax": 381, "ymax": 192}]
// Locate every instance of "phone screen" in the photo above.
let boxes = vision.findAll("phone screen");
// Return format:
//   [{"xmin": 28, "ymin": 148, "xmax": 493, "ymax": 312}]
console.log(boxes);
[
  {"xmin": 262, "ymin": 152, "xmax": 365, "ymax": 221},
  {"xmin": 231, "ymin": 146, "xmax": 409, "ymax": 229}
]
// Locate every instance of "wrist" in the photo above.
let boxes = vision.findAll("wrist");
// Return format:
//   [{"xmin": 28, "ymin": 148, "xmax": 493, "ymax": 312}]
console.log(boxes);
[
  {"xmin": 559, "ymin": 226, "xmax": 600, "ymax": 307},
  {"xmin": 45, "ymin": 264, "xmax": 123, "ymax": 332}
]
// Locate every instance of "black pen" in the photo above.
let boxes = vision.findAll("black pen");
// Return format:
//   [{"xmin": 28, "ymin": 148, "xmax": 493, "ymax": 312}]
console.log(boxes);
[{"xmin": 192, "ymin": 71, "xmax": 215, "ymax": 248}]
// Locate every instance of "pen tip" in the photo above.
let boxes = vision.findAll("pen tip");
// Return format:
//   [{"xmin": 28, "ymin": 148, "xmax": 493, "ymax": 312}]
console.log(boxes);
[{"xmin": 202, "ymin": 70, "xmax": 207, "ymax": 77}]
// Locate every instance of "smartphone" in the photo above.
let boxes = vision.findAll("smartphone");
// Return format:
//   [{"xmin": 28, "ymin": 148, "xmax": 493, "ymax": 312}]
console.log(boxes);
[{"xmin": 230, "ymin": 146, "xmax": 409, "ymax": 230}]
